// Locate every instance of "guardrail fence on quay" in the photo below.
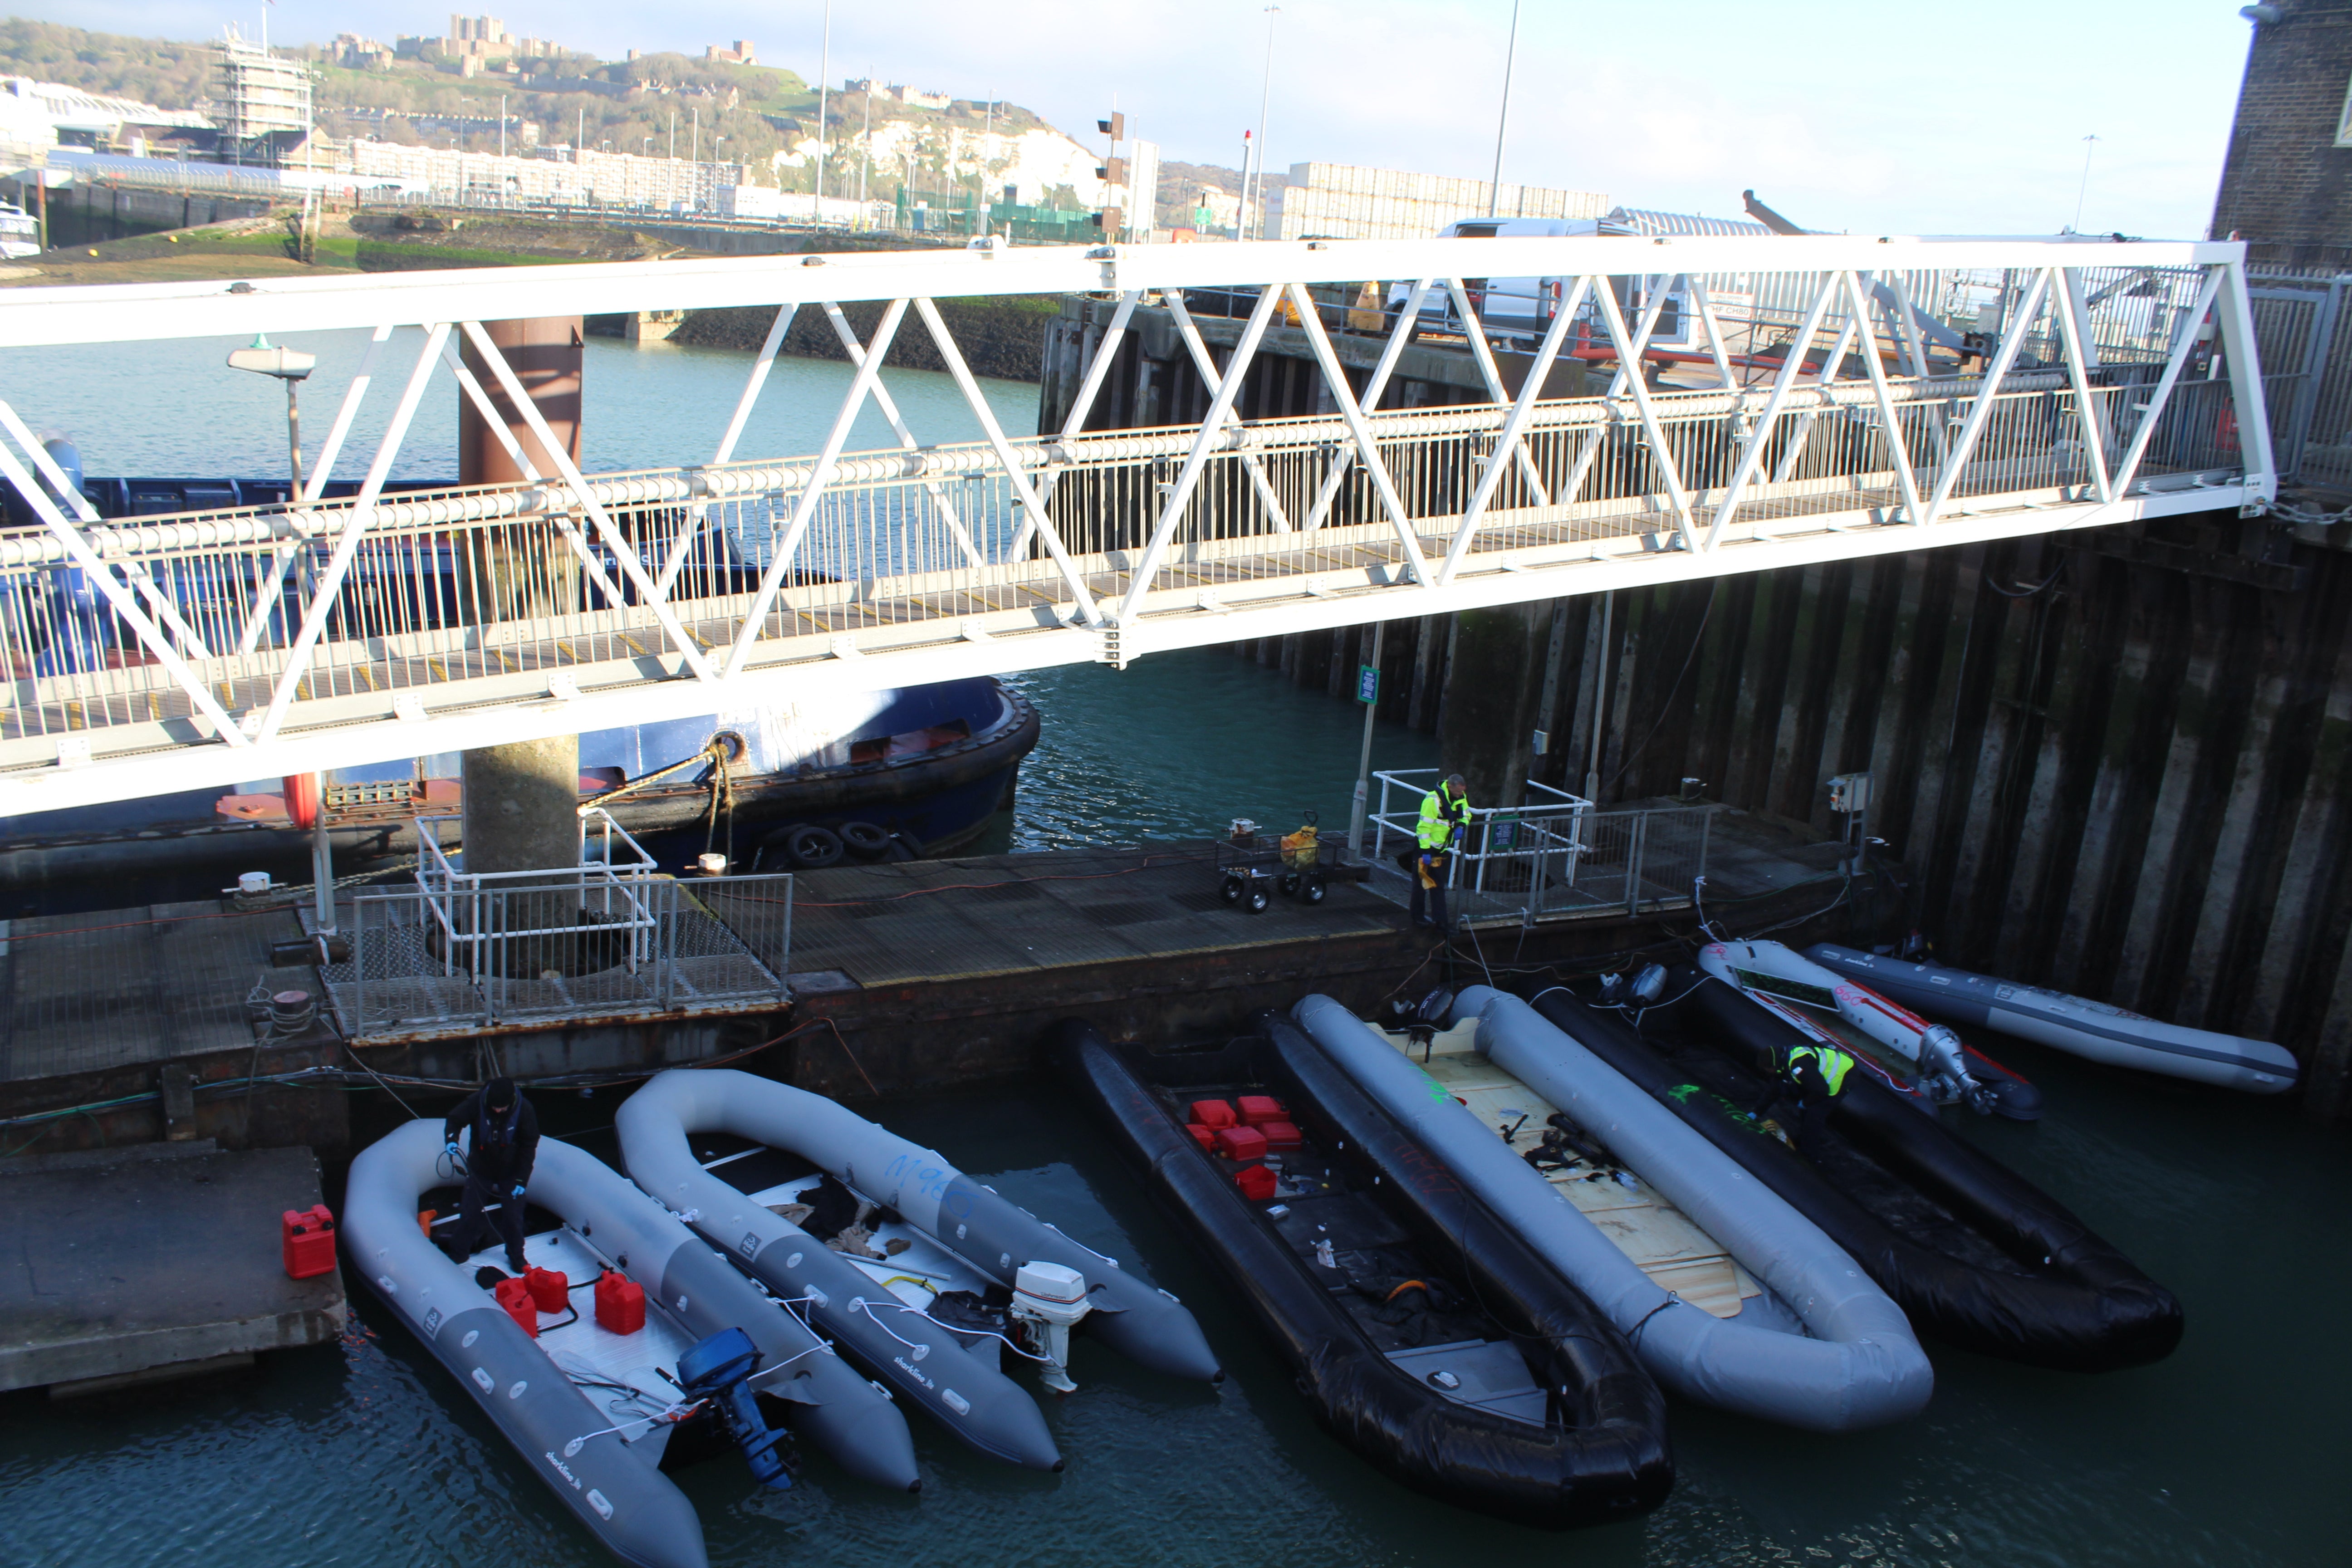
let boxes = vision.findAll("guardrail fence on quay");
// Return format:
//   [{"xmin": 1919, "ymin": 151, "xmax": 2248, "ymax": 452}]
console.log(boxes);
[
  {"xmin": 1361, "ymin": 768, "xmax": 1717, "ymax": 925},
  {"xmin": 320, "ymin": 813, "xmax": 792, "ymax": 1039}
]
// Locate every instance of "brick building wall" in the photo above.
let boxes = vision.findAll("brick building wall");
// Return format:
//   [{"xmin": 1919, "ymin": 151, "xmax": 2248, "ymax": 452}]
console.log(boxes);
[{"xmin": 2212, "ymin": 2, "xmax": 2352, "ymax": 265}]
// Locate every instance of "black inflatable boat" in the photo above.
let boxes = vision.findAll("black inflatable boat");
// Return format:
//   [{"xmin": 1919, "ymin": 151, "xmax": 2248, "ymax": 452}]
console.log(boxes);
[
  {"xmin": 1529, "ymin": 973, "xmax": 2182, "ymax": 1372},
  {"xmin": 1054, "ymin": 1015, "xmax": 1672, "ymax": 1529}
]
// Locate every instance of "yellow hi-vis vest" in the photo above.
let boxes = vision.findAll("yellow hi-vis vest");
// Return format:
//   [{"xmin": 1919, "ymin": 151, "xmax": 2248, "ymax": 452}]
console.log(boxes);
[
  {"xmin": 1787, "ymin": 1044, "xmax": 1854, "ymax": 1095},
  {"xmin": 1417, "ymin": 786, "xmax": 1470, "ymax": 852}
]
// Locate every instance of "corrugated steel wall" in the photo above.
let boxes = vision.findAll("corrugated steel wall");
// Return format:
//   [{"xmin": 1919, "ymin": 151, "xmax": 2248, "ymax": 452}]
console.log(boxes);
[{"xmin": 1228, "ymin": 517, "xmax": 2352, "ymax": 1116}]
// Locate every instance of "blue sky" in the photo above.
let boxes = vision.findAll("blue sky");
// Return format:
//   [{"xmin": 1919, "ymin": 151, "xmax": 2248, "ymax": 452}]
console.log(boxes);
[{"xmin": 38, "ymin": 0, "xmax": 2257, "ymax": 237}]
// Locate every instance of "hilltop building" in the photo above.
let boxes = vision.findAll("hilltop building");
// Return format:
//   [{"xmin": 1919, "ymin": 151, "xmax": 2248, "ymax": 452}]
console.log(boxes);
[
  {"xmin": 705, "ymin": 41, "xmax": 757, "ymax": 66},
  {"xmin": 845, "ymin": 80, "xmax": 953, "ymax": 111}
]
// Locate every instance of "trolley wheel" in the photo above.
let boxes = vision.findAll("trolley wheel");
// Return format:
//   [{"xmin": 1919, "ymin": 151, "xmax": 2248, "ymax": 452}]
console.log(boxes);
[
  {"xmin": 1279, "ymin": 872, "xmax": 1301, "ymax": 897},
  {"xmin": 1246, "ymin": 884, "xmax": 1271, "ymax": 914},
  {"xmin": 1219, "ymin": 874, "xmax": 1245, "ymax": 904},
  {"xmin": 1302, "ymin": 875, "xmax": 1327, "ymax": 905}
]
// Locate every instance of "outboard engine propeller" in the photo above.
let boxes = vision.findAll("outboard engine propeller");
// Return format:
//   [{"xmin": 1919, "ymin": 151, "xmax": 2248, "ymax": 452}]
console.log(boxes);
[
  {"xmin": 675, "ymin": 1326, "xmax": 795, "ymax": 1490},
  {"xmin": 1914, "ymin": 1023, "xmax": 1993, "ymax": 1112},
  {"xmin": 1010, "ymin": 1261, "xmax": 1092, "ymax": 1395}
]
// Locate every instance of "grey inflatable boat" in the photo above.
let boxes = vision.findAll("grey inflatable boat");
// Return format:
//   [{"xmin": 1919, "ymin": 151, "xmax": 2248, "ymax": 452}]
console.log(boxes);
[
  {"xmin": 1294, "ymin": 991, "xmax": 1932, "ymax": 1432},
  {"xmin": 1805, "ymin": 943, "xmax": 2300, "ymax": 1094},
  {"xmin": 619, "ymin": 1070, "xmax": 1219, "ymax": 1467},
  {"xmin": 344, "ymin": 1120, "xmax": 921, "ymax": 1568}
]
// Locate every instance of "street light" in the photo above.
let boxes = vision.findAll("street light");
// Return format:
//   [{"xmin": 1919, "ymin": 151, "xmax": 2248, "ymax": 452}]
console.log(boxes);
[
  {"xmin": 226, "ymin": 334, "xmax": 333, "ymax": 934},
  {"xmin": 1488, "ymin": 0, "xmax": 1520, "ymax": 218},
  {"xmin": 2073, "ymin": 134, "xmax": 2102, "ymax": 232},
  {"xmin": 1248, "ymin": 6, "xmax": 1279, "ymax": 241}
]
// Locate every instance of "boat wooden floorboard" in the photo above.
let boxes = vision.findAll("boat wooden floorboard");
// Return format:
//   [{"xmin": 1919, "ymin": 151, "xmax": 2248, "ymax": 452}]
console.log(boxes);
[{"xmin": 1391, "ymin": 1024, "xmax": 1759, "ymax": 1319}]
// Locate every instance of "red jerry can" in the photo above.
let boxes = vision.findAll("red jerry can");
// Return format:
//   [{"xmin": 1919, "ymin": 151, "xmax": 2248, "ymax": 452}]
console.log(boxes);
[
  {"xmin": 281, "ymin": 1204, "xmax": 337, "ymax": 1280},
  {"xmin": 493, "ymin": 1275, "xmax": 539, "ymax": 1337},
  {"xmin": 525, "ymin": 1266, "xmax": 569, "ymax": 1313},
  {"xmin": 595, "ymin": 1269, "xmax": 645, "ymax": 1335}
]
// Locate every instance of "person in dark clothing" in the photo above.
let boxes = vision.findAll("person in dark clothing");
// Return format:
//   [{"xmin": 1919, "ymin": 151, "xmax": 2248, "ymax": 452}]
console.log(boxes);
[{"xmin": 442, "ymin": 1077, "xmax": 539, "ymax": 1274}]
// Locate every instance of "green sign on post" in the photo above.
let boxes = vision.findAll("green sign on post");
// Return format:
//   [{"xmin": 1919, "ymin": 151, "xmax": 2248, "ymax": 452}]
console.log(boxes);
[{"xmin": 1357, "ymin": 665, "xmax": 1379, "ymax": 705}]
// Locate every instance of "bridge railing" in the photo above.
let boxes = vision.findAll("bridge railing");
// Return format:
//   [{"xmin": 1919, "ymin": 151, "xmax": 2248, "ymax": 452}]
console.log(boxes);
[{"xmin": 0, "ymin": 234, "xmax": 2277, "ymax": 811}]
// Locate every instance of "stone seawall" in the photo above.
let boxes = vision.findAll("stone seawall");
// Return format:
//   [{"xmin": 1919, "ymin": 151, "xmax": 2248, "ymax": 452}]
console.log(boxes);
[{"xmin": 671, "ymin": 296, "xmax": 1060, "ymax": 383}]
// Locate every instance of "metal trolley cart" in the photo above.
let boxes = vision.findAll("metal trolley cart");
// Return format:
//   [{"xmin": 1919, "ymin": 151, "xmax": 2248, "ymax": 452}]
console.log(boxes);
[{"xmin": 1217, "ymin": 813, "xmax": 1338, "ymax": 912}]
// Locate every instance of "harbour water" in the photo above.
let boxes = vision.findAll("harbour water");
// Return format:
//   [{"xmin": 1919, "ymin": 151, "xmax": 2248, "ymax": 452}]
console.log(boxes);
[{"xmin": 2, "ymin": 333, "xmax": 2344, "ymax": 1566}]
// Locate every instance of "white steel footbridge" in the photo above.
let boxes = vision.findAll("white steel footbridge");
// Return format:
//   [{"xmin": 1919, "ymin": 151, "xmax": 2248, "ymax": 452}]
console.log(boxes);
[{"xmin": 0, "ymin": 232, "xmax": 2276, "ymax": 814}]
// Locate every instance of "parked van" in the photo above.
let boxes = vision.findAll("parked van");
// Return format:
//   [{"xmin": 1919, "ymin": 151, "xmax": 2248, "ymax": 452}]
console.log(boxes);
[{"xmin": 1385, "ymin": 215, "xmax": 1705, "ymax": 354}]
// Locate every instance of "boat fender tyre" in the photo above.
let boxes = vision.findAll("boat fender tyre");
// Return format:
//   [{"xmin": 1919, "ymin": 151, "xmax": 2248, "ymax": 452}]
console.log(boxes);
[
  {"xmin": 1246, "ymin": 885, "xmax": 1270, "ymax": 913},
  {"xmin": 1220, "ymin": 874, "xmax": 1245, "ymax": 904},
  {"xmin": 781, "ymin": 824, "xmax": 844, "ymax": 870},
  {"xmin": 837, "ymin": 821, "xmax": 892, "ymax": 861}
]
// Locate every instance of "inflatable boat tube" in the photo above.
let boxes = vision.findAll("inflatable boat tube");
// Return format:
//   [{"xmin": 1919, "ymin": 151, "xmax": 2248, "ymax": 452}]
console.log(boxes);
[
  {"xmin": 1053, "ymin": 1018, "xmax": 1674, "ymax": 1528},
  {"xmin": 345, "ymin": 1122, "xmax": 920, "ymax": 1568},
  {"xmin": 1294, "ymin": 992, "xmax": 1931, "ymax": 1432},
  {"xmin": 1534, "ymin": 978, "xmax": 2184, "ymax": 1371},
  {"xmin": 1700, "ymin": 940, "xmax": 2042, "ymax": 1120},
  {"xmin": 1804, "ymin": 944, "xmax": 2299, "ymax": 1094},
  {"xmin": 622, "ymin": 1068, "xmax": 1219, "ymax": 1384},
  {"xmin": 615, "ymin": 1071, "xmax": 1063, "ymax": 1471}
]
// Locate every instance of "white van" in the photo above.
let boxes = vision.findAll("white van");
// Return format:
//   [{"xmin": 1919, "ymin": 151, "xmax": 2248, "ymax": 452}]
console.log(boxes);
[{"xmin": 1386, "ymin": 215, "xmax": 1699, "ymax": 352}]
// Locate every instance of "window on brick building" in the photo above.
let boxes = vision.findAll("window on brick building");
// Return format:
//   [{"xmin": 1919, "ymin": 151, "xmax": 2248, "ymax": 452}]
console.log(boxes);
[{"xmin": 2336, "ymin": 77, "xmax": 2352, "ymax": 145}]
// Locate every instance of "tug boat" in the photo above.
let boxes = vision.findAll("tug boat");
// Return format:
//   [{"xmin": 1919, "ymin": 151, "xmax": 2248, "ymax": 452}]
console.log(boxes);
[
  {"xmin": 1291, "ymin": 990, "xmax": 1934, "ymax": 1432},
  {"xmin": 343, "ymin": 1120, "xmax": 921, "ymax": 1568},
  {"xmin": 1057, "ymin": 1014, "xmax": 1674, "ymax": 1528},
  {"xmin": 1698, "ymin": 940, "xmax": 2042, "ymax": 1119},
  {"xmin": 1804, "ymin": 943, "xmax": 2300, "ymax": 1094},
  {"xmin": 1532, "ymin": 973, "xmax": 2185, "ymax": 1371}
]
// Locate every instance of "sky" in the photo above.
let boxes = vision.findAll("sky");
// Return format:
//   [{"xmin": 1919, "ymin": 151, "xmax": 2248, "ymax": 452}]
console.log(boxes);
[{"xmin": 36, "ymin": 0, "xmax": 2257, "ymax": 238}]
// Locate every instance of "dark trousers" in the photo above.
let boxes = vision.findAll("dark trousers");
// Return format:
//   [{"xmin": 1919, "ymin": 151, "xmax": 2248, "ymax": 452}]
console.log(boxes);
[
  {"xmin": 1795, "ymin": 1090, "xmax": 1836, "ymax": 1157},
  {"xmin": 1408, "ymin": 853, "xmax": 1450, "ymax": 930},
  {"xmin": 451, "ymin": 1172, "xmax": 527, "ymax": 1270}
]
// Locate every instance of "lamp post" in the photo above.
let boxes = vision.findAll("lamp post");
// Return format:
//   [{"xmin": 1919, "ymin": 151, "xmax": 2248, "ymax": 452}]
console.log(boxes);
[
  {"xmin": 1248, "ymin": 6, "xmax": 1279, "ymax": 241},
  {"xmin": 1487, "ymin": 0, "xmax": 1520, "ymax": 218},
  {"xmin": 815, "ymin": 0, "xmax": 833, "ymax": 218},
  {"xmin": 2073, "ymin": 134, "xmax": 2101, "ymax": 232},
  {"xmin": 226, "ymin": 334, "xmax": 337, "ymax": 936}
]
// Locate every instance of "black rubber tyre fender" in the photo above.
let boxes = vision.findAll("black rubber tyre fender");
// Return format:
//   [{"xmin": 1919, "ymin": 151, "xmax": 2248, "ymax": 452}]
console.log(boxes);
[
  {"xmin": 779, "ymin": 823, "xmax": 844, "ymax": 870},
  {"xmin": 837, "ymin": 821, "xmax": 892, "ymax": 861}
]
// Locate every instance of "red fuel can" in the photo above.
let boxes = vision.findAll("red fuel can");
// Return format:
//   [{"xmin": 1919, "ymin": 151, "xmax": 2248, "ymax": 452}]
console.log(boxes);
[
  {"xmin": 1235, "ymin": 1164, "xmax": 1279, "ymax": 1202},
  {"xmin": 595, "ymin": 1269, "xmax": 645, "ymax": 1335},
  {"xmin": 281, "ymin": 1204, "xmax": 337, "ymax": 1280},
  {"xmin": 1257, "ymin": 1120, "xmax": 1303, "ymax": 1152},
  {"xmin": 1184, "ymin": 1123, "xmax": 1217, "ymax": 1153},
  {"xmin": 1215, "ymin": 1125, "xmax": 1268, "ymax": 1162},
  {"xmin": 526, "ymin": 1266, "xmax": 569, "ymax": 1313},
  {"xmin": 1189, "ymin": 1099, "xmax": 1238, "ymax": 1129},
  {"xmin": 1237, "ymin": 1095, "xmax": 1287, "ymax": 1126},
  {"xmin": 494, "ymin": 1275, "xmax": 539, "ymax": 1337}
]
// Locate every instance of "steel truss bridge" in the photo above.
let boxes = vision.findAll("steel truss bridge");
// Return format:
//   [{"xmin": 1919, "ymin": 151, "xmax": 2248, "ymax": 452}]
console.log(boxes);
[{"xmin": 0, "ymin": 233, "xmax": 2276, "ymax": 815}]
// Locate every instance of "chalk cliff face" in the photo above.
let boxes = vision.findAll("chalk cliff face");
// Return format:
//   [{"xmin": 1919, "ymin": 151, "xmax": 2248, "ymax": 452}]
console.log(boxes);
[{"xmin": 768, "ymin": 119, "xmax": 1111, "ymax": 210}]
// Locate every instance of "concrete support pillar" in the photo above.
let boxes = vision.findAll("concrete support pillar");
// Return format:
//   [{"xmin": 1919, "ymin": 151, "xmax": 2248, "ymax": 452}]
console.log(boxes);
[
  {"xmin": 1437, "ymin": 602, "xmax": 1550, "ymax": 811},
  {"xmin": 459, "ymin": 318, "xmax": 584, "ymax": 882}
]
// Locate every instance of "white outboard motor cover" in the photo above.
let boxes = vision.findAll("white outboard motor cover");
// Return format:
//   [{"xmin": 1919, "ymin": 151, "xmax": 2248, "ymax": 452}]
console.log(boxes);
[{"xmin": 1012, "ymin": 1261, "xmax": 1089, "ymax": 1394}]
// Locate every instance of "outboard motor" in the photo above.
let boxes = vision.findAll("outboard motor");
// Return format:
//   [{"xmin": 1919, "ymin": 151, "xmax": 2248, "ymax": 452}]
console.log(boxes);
[
  {"xmin": 1916, "ymin": 1023, "xmax": 1997, "ymax": 1114},
  {"xmin": 1628, "ymin": 964, "xmax": 1669, "ymax": 1006},
  {"xmin": 1010, "ymin": 1261, "xmax": 1092, "ymax": 1395},
  {"xmin": 675, "ymin": 1326, "xmax": 795, "ymax": 1490}
]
